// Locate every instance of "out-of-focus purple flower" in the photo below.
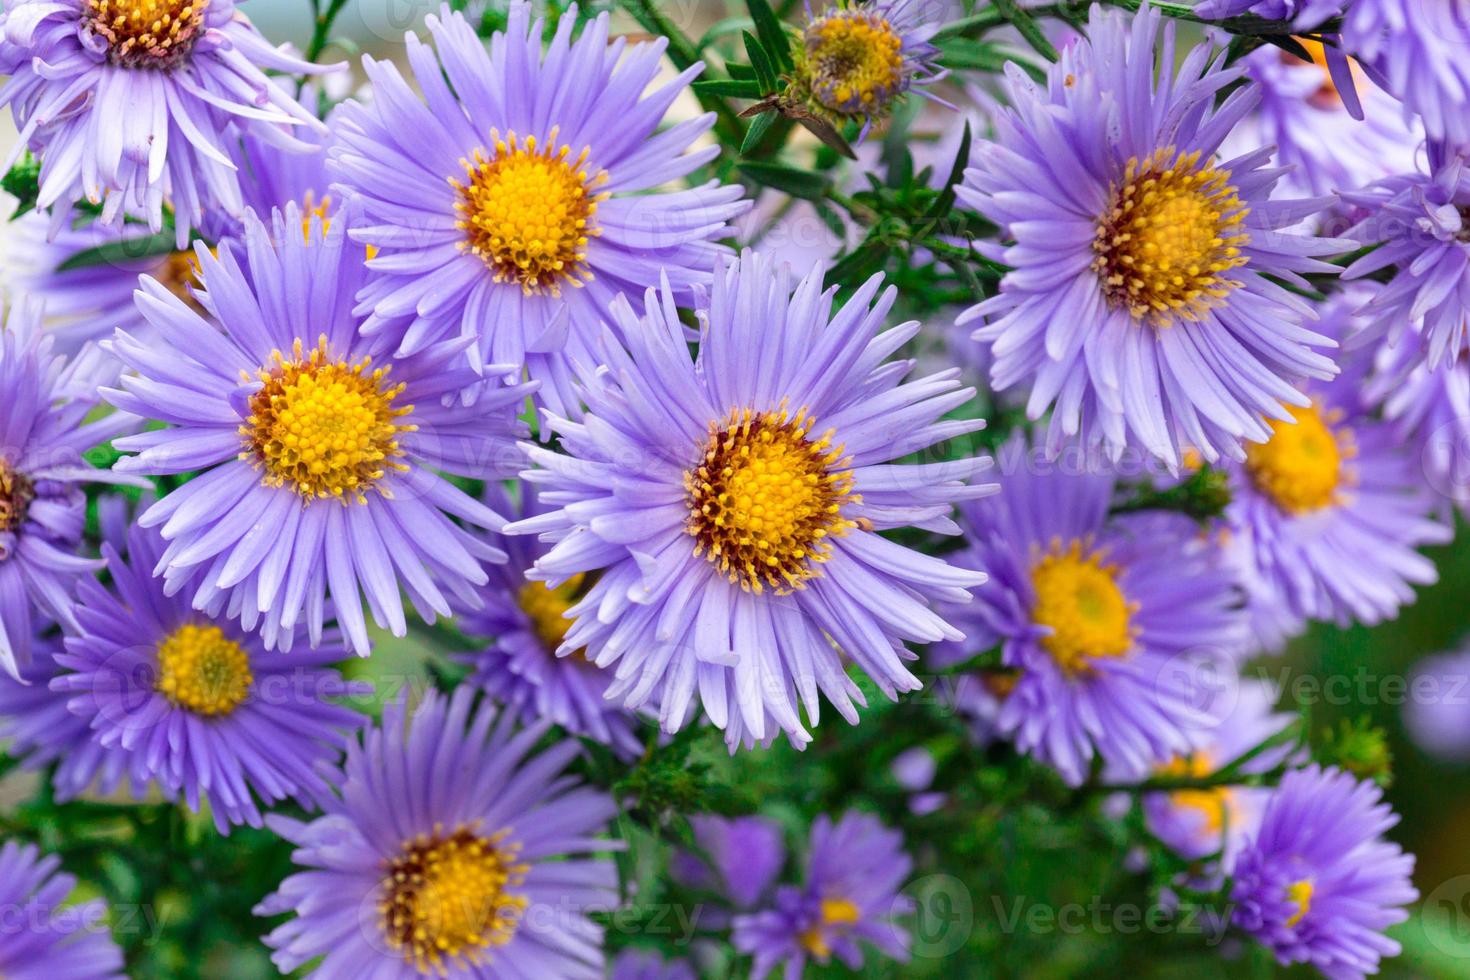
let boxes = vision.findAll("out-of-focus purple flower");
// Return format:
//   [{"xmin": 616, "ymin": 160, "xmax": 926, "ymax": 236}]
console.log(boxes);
[
  {"xmin": 256, "ymin": 687, "xmax": 620, "ymax": 979},
  {"xmin": 514, "ymin": 249, "xmax": 992, "ymax": 750},
  {"xmin": 103, "ymin": 204, "xmax": 527, "ymax": 657},
  {"xmin": 1193, "ymin": 0, "xmax": 1340, "ymax": 25},
  {"xmin": 456, "ymin": 481, "xmax": 642, "ymax": 756},
  {"xmin": 51, "ymin": 521, "xmax": 366, "ymax": 832},
  {"xmin": 0, "ymin": 839, "xmax": 125, "ymax": 978},
  {"xmin": 1344, "ymin": 0, "xmax": 1470, "ymax": 146},
  {"xmin": 1404, "ymin": 646, "xmax": 1470, "ymax": 761},
  {"xmin": 610, "ymin": 949, "xmax": 697, "ymax": 980},
  {"xmin": 1136, "ymin": 680, "xmax": 1297, "ymax": 868},
  {"xmin": 0, "ymin": 301, "xmax": 138, "ymax": 678},
  {"xmin": 733, "ymin": 811, "xmax": 911, "ymax": 979},
  {"xmin": 1230, "ymin": 765, "xmax": 1416, "ymax": 979},
  {"xmin": 931, "ymin": 432, "xmax": 1247, "ymax": 785},
  {"xmin": 1223, "ymin": 287, "xmax": 1451, "ymax": 629},
  {"xmin": 331, "ymin": 3, "xmax": 747, "ymax": 415},
  {"xmin": 958, "ymin": 4, "xmax": 1345, "ymax": 468},
  {"xmin": 0, "ymin": 0, "xmax": 328, "ymax": 243},
  {"xmin": 671, "ymin": 814, "xmax": 787, "ymax": 913}
]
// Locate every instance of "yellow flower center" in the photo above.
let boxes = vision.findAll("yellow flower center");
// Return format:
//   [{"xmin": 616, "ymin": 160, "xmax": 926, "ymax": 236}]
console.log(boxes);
[
  {"xmin": 380, "ymin": 827, "xmax": 529, "ymax": 974},
  {"xmin": 241, "ymin": 337, "xmax": 414, "ymax": 505},
  {"xmin": 798, "ymin": 896, "xmax": 862, "ymax": 958},
  {"xmin": 1157, "ymin": 752, "xmax": 1238, "ymax": 836},
  {"xmin": 86, "ymin": 0, "xmax": 207, "ymax": 68},
  {"xmin": 453, "ymin": 128, "xmax": 607, "ymax": 296},
  {"xmin": 517, "ymin": 575, "xmax": 586, "ymax": 653},
  {"xmin": 1285, "ymin": 878, "xmax": 1314, "ymax": 928},
  {"xmin": 685, "ymin": 406, "xmax": 860, "ymax": 594},
  {"xmin": 1030, "ymin": 540, "xmax": 1135, "ymax": 674},
  {"xmin": 802, "ymin": 9, "xmax": 905, "ymax": 117},
  {"xmin": 154, "ymin": 623, "xmax": 253, "ymax": 716},
  {"xmin": 156, "ymin": 247, "xmax": 211, "ymax": 313},
  {"xmin": 1245, "ymin": 403, "xmax": 1351, "ymax": 515},
  {"xmin": 1093, "ymin": 148, "xmax": 1250, "ymax": 325},
  {"xmin": 0, "ymin": 458, "xmax": 34, "ymax": 534}
]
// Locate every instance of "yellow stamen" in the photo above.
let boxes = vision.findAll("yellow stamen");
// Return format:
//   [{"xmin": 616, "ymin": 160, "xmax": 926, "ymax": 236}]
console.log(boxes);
[
  {"xmin": 1093, "ymin": 147, "xmax": 1251, "ymax": 325},
  {"xmin": 1030, "ymin": 539, "xmax": 1136, "ymax": 674},
  {"xmin": 800, "ymin": 8, "xmax": 905, "ymax": 118},
  {"xmin": 86, "ymin": 0, "xmax": 207, "ymax": 68},
  {"xmin": 240, "ymin": 336, "xmax": 415, "ymax": 505},
  {"xmin": 1285, "ymin": 878, "xmax": 1314, "ymax": 927},
  {"xmin": 380, "ymin": 826, "xmax": 529, "ymax": 974},
  {"xmin": 685, "ymin": 405, "xmax": 863, "ymax": 594},
  {"xmin": 517, "ymin": 575, "xmax": 586, "ymax": 654},
  {"xmin": 452, "ymin": 128, "xmax": 607, "ymax": 296},
  {"xmin": 798, "ymin": 896, "xmax": 863, "ymax": 958},
  {"xmin": 154, "ymin": 623, "xmax": 253, "ymax": 716},
  {"xmin": 0, "ymin": 457, "xmax": 34, "ymax": 534},
  {"xmin": 1244, "ymin": 403, "xmax": 1352, "ymax": 515}
]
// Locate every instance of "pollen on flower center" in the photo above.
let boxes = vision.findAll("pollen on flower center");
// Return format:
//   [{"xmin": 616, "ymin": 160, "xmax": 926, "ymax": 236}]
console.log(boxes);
[
  {"xmin": 1158, "ymin": 752, "xmax": 1237, "ymax": 834},
  {"xmin": 801, "ymin": 9, "xmax": 905, "ymax": 117},
  {"xmin": 1030, "ymin": 539, "xmax": 1136, "ymax": 673},
  {"xmin": 1245, "ymin": 403, "xmax": 1352, "ymax": 515},
  {"xmin": 452, "ymin": 128, "xmax": 608, "ymax": 296},
  {"xmin": 380, "ymin": 826, "xmax": 529, "ymax": 974},
  {"xmin": 1285, "ymin": 878, "xmax": 1314, "ymax": 927},
  {"xmin": 154, "ymin": 623, "xmax": 253, "ymax": 716},
  {"xmin": 799, "ymin": 896, "xmax": 862, "ymax": 958},
  {"xmin": 242, "ymin": 337, "xmax": 415, "ymax": 505},
  {"xmin": 86, "ymin": 0, "xmax": 208, "ymax": 69},
  {"xmin": 1093, "ymin": 147, "xmax": 1251, "ymax": 325},
  {"xmin": 0, "ymin": 457, "xmax": 35, "ymax": 534},
  {"xmin": 517, "ymin": 574, "xmax": 588, "ymax": 654},
  {"xmin": 685, "ymin": 406, "xmax": 861, "ymax": 594},
  {"xmin": 158, "ymin": 248, "xmax": 207, "ymax": 308}
]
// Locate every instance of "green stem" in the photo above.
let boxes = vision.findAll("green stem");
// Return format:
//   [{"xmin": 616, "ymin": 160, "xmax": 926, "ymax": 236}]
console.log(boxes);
[{"xmin": 305, "ymin": 0, "xmax": 350, "ymax": 64}]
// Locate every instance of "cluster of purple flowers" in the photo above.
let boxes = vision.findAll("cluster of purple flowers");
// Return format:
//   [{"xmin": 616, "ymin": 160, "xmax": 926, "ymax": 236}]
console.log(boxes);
[{"xmin": 0, "ymin": 0, "xmax": 1453, "ymax": 975}]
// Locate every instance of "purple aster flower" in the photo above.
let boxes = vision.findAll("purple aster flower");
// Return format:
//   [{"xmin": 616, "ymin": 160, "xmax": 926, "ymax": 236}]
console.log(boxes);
[
  {"xmin": 1343, "ymin": 0, "xmax": 1470, "ymax": 146},
  {"xmin": 4, "ymin": 210, "xmax": 217, "ymax": 354},
  {"xmin": 732, "ymin": 811, "xmax": 911, "ymax": 979},
  {"xmin": 255, "ymin": 687, "xmax": 620, "ymax": 979},
  {"xmin": 1229, "ymin": 764, "xmax": 1417, "ymax": 979},
  {"xmin": 670, "ymin": 814, "xmax": 787, "ymax": 913},
  {"xmin": 931, "ymin": 432, "xmax": 1249, "ymax": 785},
  {"xmin": 958, "ymin": 4, "xmax": 1345, "ymax": 468},
  {"xmin": 1403, "ymin": 646, "xmax": 1470, "ymax": 761},
  {"xmin": 611, "ymin": 949, "xmax": 696, "ymax": 980},
  {"xmin": 1344, "ymin": 146, "xmax": 1470, "ymax": 369},
  {"xmin": 0, "ymin": 302, "xmax": 138, "ymax": 678},
  {"xmin": 0, "ymin": 0, "xmax": 328, "ymax": 244},
  {"xmin": 1135, "ymin": 680, "xmax": 1296, "ymax": 867},
  {"xmin": 1224, "ymin": 44, "xmax": 1420, "ymax": 208},
  {"xmin": 514, "ymin": 250, "xmax": 992, "ymax": 750},
  {"xmin": 0, "ymin": 627, "xmax": 146, "ymax": 802},
  {"xmin": 0, "ymin": 840, "xmax": 125, "ymax": 978},
  {"xmin": 103, "ymin": 204, "xmax": 528, "ymax": 656},
  {"xmin": 455, "ymin": 482, "xmax": 642, "ymax": 757},
  {"xmin": 1193, "ymin": 0, "xmax": 1340, "ymax": 25},
  {"xmin": 50, "ymin": 520, "xmax": 366, "ymax": 832},
  {"xmin": 331, "ymin": 3, "xmax": 747, "ymax": 416},
  {"xmin": 1223, "ymin": 288, "xmax": 1451, "ymax": 628},
  {"xmin": 788, "ymin": 0, "xmax": 947, "ymax": 137}
]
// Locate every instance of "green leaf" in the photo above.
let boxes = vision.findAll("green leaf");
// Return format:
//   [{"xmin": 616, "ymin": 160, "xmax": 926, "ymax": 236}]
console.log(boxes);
[
  {"xmin": 692, "ymin": 77, "xmax": 766, "ymax": 99},
  {"xmin": 925, "ymin": 121, "xmax": 973, "ymax": 222},
  {"xmin": 746, "ymin": 0, "xmax": 793, "ymax": 73},
  {"xmin": 743, "ymin": 30, "xmax": 778, "ymax": 92},
  {"xmin": 3, "ymin": 152, "xmax": 42, "ymax": 221},
  {"xmin": 737, "ymin": 160, "xmax": 832, "ymax": 200},
  {"xmin": 995, "ymin": 0, "xmax": 1059, "ymax": 63},
  {"xmin": 57, "ymin": 232, "xmax": 181, "ymax": 272},
  {"xmin": 739, "ymin": 110, "xmax": 779, "ymax": 155},
  {"xmin": 726, "ymin": 61, "xmax": 758, "ymax": 80}
]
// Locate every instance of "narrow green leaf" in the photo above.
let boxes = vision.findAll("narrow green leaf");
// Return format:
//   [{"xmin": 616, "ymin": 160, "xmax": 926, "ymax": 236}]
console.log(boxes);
[
  {"xmin": 995, "ymin": 0, "xmax": 1059, "ymax": 63},
  {"xmin": 925, "ymin": 121, "xmax": 973, "ymax": 221},
  {"xmin": 739, "ymin": 110, "xmax": 778, "ymax": 154},
  {"xmin": 746, "ymin": 0, "xmax": 793, "ymax": 73},
  {"xmin": 57, "ymin": 232, "xmax": 180, "ymax": 272},
  {"xmin": 3, "ymin": 153, "xmax": 41, "ymax": 221},
  {"xmin": 737, "ymin": 160, "xmax": 832, "ymax": 200},
  {"xmin": 692, "ymin": 78, "xmax": 766, "ymax": 99},
  {"xmin": 743, "ymin": 30, "xmax": 778, "ymax": 92}
]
